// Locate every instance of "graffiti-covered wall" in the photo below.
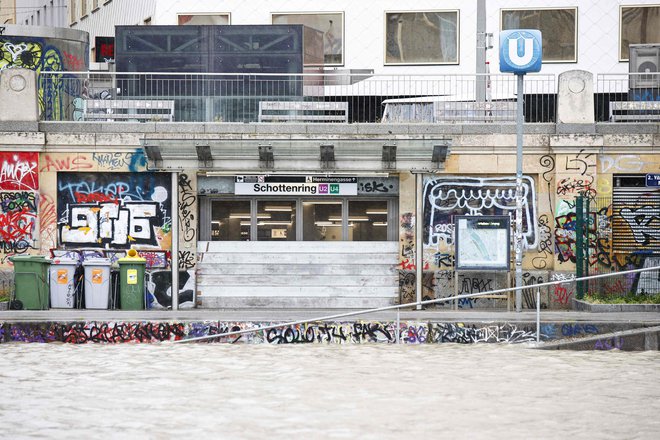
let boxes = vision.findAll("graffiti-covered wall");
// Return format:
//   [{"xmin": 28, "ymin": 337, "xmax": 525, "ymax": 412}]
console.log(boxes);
[
  {"xmin": 398, "ymin": 150, "xmax": 660, "ymax": 311},
  {"xmin": 0, "ymin": 152, "xmax": 40, "ymax": 265},
  {"xmin": 0, "ymin": 25, "xmax": 89, "ymax": 121}
]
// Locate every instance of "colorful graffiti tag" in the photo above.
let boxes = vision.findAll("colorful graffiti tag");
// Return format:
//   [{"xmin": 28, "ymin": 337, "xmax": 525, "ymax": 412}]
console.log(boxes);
[
  {"xmin": 0, "ymin": 152, "xmax": 39, "ymax": 259},
  {"xmin": 57, "ymin": 172, "xmax": 171, "ymax": 249}
]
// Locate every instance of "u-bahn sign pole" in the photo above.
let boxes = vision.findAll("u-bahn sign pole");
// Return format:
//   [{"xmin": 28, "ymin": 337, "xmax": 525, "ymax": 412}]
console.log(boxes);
[{"xmin": 499, "ymin": 30, "xmax": 542, "ymax": 312}]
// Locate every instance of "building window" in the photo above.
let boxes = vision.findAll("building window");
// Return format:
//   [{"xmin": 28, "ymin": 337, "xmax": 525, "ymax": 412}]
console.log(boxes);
[
  {"xmin": 620, "ymin": 5, "xmax": 660, "ymax": 61},
  {"xmin": 80, "ymin": 0, "xmax": 87, "ymax": 17},
  {"xmin": 501, "ymin": 8, "xmax": 577, "ymax": 63},
  {"xmin": 92, "ymin": 0, "xmax": 99, "ymax": 11},
  {"xmin": 69, "ymin": 0, "xmax": 77, "ymax": 24},
  {"xmin": 257, "ymin": 201, "xmax": 297, "ymax": 241},
  {"xmin": 385, "ymin": 10, "xmax": 459, "ymax": 65},
  {"xmin": 211, "ymin": 200, "xmax": 251, "ymax": 241},
  {"xmin": 272, "ymin": 12, "xmax": 344, "ymax": 66},
  {"xmin": 303, "ymin": 201, "xmax": 343, "ymax": 241},
  {"xmin": 207, "ymin": 198, "xmax": 394, "ymax": 241}
]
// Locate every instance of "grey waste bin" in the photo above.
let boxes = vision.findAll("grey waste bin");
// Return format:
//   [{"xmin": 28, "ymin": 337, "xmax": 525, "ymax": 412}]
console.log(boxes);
[
  {"xmin": 49, "ymin": 257, "xmax": 79, "ymax": 308},
  {"xmin": 83, "ymin": 257, "xmax": 112, "ymax": 309}
]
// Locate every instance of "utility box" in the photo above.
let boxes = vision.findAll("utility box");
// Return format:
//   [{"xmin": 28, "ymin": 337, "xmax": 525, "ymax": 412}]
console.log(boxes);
[
  {"xmin": 118, "ymin": 250, "xmax": 146, "ymax": 310},
  {"xmin": 49, "ymin": 257, "xmax": 79, "ymax": 308},
  {"xmin": 9, "ymin": 255, "xmax": 51, "ymax": 310},
  {"xmin": 83, "ymin": 258, "xmax": 112, "ymax": 309}
]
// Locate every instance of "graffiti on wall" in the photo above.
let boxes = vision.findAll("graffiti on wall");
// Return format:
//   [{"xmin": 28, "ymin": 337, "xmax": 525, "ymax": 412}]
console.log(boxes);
[
  {"xmin": 0, "ymin": 153, "xmax": 39, "ymax": 261},
  {"xmin": 423, "ymin": 176, "xmax": 538, "ymax": 252},
  {"xmin": 0, "ymin": 152, "xmax": 39, "ymax": 191},
  {"xmin": 178, "ymin": 173, "xmax": 197, "ymax": 270},
  {"xmin": 0, "ymin": 36, "xmax": 89, "ymax": 120},
  {"xmin": 57, "ymin": 172, "xmax": 171, "ymax": 249}
]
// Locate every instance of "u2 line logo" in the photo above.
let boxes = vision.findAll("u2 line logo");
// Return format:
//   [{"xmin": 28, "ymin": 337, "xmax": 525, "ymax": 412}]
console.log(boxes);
[{"xmin": 499, "ymin": 30, "xmax": 542, "ymax": 74}]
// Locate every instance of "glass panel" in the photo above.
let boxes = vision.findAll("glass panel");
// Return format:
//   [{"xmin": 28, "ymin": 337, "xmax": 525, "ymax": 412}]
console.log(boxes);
[
  {"xmin": 303, "ymin": 201, "xmax": 343, "ymax": 241},
  {"xmin": 272, "ymin": 12, "xmax": 343, "ymax": 65},
  {"xmin": 211, "ymin": 200, "xmax": 250, "ymax": 241},
  {"xmin": 621, "ymin": 6, "xmax": 660, "ymax": 60},
  {"xmin": 178, "ymin": 14, "xmax": 230, "ymax": 25},
  {"xmin": 257, "ymin": 201, "xmax": 296, "ymax": 241},
  {"xmin": 501, "ymin": 9, "xmax": 576, "ymax": 62},
  {"xmin": 349, "ymin": 201, "xmax": 388, "ymax": 241},
  {"xmin": 385, "ymin": 11, "xmax": 458, "ymax": 64}
]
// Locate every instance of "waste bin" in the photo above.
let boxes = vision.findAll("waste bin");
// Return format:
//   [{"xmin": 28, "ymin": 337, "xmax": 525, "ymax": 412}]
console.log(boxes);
[
  {"xmin": 9, "ymin": 255, "xmax": 51, "ymax": 310},
  {"xmin": 83, "ymin": 257, "xmax": 112, "ymax": 309},
  {"xmin": 118, "ymin": 250, "xmax": 146, "ymax": 310},
  {"xmin": 49, "ymin": 257, "xmax": 79, "ymax": 308}
]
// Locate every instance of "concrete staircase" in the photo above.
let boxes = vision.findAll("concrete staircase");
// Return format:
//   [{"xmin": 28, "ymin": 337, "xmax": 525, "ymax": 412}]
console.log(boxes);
[{"xmin": 196, "ymin": 241, "xmax": 400, "ymax": 308}]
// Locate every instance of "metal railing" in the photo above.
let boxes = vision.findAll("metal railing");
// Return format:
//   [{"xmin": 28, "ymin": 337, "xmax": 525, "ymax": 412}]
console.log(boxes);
[
  {"xmin": 175, "ymin": 265, "xmax": 660, "ymax": 345},
  {"xmin": 595, "ymin": 73, "xmax": 660, "ymax": 122},
  {"xmin": 38, "ymin": 71, "xmax": 557, "ymax": 124}
]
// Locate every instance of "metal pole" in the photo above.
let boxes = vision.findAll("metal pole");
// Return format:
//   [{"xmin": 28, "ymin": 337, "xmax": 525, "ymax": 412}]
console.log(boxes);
[
  {"xmin": 171, "ymin": 172, "xmax": 179, "ymax": 311},
  {"xmin": 396, "ymin": 308, "xmax": 400, "ymax": 344},
  {"xmin": 515, "ymin": 73, "xmax": 524, "ymax": 312},
  {"xmin": 536, "ymin": 288, "xmax": 540, "ymax": 344},
  {"xmin": 475, "ymin": 0, "xmax": 487, "ymax": 102},
  {"xmin": 415, "ymin": 172, "xmax": 423, "ymax": 310}
]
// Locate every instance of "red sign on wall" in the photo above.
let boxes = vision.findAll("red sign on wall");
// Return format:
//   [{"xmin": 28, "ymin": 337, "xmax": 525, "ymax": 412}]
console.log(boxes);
[{"xmin": 0, "ymin": 152, "xmax": 39, "ymax": 191}]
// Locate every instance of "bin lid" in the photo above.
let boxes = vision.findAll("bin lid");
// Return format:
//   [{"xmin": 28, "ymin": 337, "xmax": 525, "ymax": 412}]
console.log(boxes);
[
  {"xmin": 9, "ymin": 255, "xmax": 51, "ymax": 263},
  {"xmin": 51, "ymin": 257, "xmax": 79, "ymax": 265},
  {"xmin": 118, "ymin": 255, "xmax": 146, "ymax": 264},
  {"xmin": 83, "ymin": 257, "xmax": 112, "ymax": 266}
]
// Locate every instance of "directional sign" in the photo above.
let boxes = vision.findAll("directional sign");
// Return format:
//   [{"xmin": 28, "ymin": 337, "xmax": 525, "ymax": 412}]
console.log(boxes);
[
  {"xmin": 499, "ymin": 29, "xmax": 542, "ymax": 74},
  {"xmin": 646, "ymin": 173, "xmax": 660, "ymax": 187}
]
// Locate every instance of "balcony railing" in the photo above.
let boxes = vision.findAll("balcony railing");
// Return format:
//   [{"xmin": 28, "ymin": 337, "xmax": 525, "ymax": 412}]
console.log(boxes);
[
  {"xmin": 596, "ymin": 73, "xmax": 660, "ymax": 122},
  {"xmin": 38, "ymin": 71, "xmax": 558, "ymax": 124}
]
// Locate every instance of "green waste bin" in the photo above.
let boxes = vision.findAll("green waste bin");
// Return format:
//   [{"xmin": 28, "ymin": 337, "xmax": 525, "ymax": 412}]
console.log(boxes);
[
  {"xmin": 10, "ymin": 255, "xmax": 51, "ymax": 310},
  {"xmin": 118, "ymin": 250, "xmax": 146, "ymax": 310}
]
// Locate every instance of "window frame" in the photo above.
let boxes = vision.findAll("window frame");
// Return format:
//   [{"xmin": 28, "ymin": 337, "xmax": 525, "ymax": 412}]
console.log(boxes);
[
  {"xmin": 500, "ymin": 6, "xmax": 578, "ymax": 63},
  {"xmin": 619, "ymin": 4, "xmax": 660, "ymax": 61},
  {"xmin": 271, "ymin": 11, "xmax": 345, "ymax": 67},
  {"xmin": 203, "ymin": 196, "xmax": 397, "ymax": 242},
  {"xmin": 176, "ymin": 12, "xmax": 231, "ymax": 26},
  {"xmin": 383, "ymin": 9, "xmax": 460, "ymax": 66}
]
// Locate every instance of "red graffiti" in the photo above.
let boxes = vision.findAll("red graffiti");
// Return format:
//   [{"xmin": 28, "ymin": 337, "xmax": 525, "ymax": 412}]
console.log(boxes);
[
  {"xmin": 40, "ymin": 155, "xmax": 93, "ymax": 172},
  {"xmin": 603, "ymin": 279, "xmax": 627, "ymax": 295},
  {"xmin": 0, "ymin": 152, "xmax": 39, "ymax": 191},
  {"xmin": 397, "ymin": 259, "xmax": 430, "ymax": 270},
  {"xmin": 74, "ymin": 192, "xmax": 118, "ymax": 204},
  {"xmin": 63, "ymin": 50, "xmax": 84, "ymax": 71},
  {"xmin": 0, "ymin": 206, "xmax": 36, "ymax": 242},
  {"xmin": 553, "ymin": 285, "xmax": 573, "ymax": 305}
]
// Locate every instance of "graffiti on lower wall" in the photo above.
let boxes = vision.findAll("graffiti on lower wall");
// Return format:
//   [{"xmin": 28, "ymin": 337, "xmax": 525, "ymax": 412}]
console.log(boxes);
[
  {"xmin": 1, "ymin": 320, "xmax": 564, "ymax": 344},
  {"xmin": 57, "ymin": 172, "xmax": 171, "ymax": 249}
]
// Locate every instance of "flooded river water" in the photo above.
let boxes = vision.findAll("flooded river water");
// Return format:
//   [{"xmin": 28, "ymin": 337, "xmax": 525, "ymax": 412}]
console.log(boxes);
[{"xmin": 1, "ymin": 343, "xmax": 658, "ymax": 439}]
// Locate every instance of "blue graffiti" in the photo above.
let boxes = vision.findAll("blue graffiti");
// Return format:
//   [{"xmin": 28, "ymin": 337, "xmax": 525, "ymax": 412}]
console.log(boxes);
[{"xmin": 561, "ymin": 323, "xmax": 599, "ymax": 337}]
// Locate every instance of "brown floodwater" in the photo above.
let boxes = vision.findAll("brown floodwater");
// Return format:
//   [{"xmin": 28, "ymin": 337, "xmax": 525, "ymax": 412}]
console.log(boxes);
[{"xmin": 0, "ymin": 343, "xmax": 658, "ymax": 439}]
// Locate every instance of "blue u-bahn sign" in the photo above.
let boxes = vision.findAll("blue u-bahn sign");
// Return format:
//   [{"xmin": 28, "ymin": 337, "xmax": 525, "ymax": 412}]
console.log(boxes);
[{"xmin": 499, "ymin": 30, "xmax": 542, "ymax": 74}]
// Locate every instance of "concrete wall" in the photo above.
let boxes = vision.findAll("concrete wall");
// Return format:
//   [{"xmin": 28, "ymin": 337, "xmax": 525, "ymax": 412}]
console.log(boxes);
[{"xmin": 1, "ymin": 122, "xmax": 659, "ymax": 309}]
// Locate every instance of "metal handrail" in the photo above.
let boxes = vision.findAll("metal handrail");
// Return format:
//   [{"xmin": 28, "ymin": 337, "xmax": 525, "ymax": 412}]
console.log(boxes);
[{"xmin": 175, "ymin": 265, "xmax": 660, "ymax": 344}]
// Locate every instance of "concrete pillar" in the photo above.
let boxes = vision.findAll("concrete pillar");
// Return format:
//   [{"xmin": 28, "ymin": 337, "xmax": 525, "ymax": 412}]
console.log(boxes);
[
  {"xmin": 557, "ymin": 70, "xmax": 595, "ymax": 125},
  {"xmin": 0, "ymin": 68, "xmax": 38, "ymax": 122}
]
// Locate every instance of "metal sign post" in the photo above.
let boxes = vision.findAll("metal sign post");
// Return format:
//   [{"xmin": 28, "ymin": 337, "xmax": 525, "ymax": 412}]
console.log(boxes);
[{"xmin": 499, "ymin": 29, "xmax": 542, "ymax": 312}]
